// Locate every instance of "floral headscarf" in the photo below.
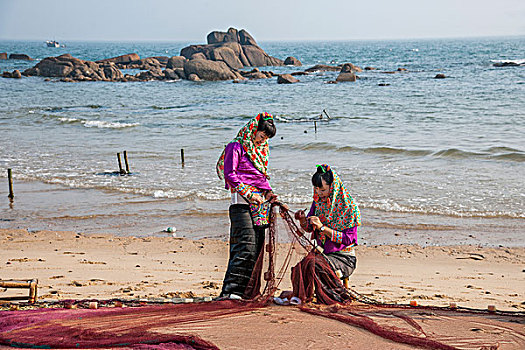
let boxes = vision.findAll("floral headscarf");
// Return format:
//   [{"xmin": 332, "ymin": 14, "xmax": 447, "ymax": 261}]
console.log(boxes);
[
  {"xmin": 313, "ymin": 164, "xmax": 361, "ymax": 231},
  {"xmin": 216, "ymin": 112, "xmax": 273, "ymax": 180}
]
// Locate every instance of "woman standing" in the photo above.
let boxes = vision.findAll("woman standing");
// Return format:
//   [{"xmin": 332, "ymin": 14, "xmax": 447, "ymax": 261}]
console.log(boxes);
[{"xmin": 216, "ymin": 112, "xmax": 277, "ymax": 299}]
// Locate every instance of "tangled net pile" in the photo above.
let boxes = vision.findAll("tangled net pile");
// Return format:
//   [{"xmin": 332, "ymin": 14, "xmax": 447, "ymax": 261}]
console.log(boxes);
[{"xmin": 0, "ymin": 204, "xmax": 523, "ymax": 349}]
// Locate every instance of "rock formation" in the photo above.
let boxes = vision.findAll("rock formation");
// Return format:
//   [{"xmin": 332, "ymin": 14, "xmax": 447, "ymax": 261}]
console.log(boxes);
[
  {"xmin": 335, "ymin": 63, "xmax": 361, "ymax": 82},
  {"xmin": 22, "ymin": 54, "xmax": 123, "ymax": 81},
  {"xmin": 2, "ymin": 70, "xmax": 22, "ymax": 79},
  {"xmin": 8, "ymin": 53, "xmax": 33, "ymax": 60},
  {"xmin": 96, "ymin": 53, "xmax": 140, "ymax": 65},
  {"xmin": 184, "ymin": 59, "xmax": 243, "ymax": 81},
  {"xmin": 284, "ymin": 56, "xmax": 302, "ymax": 66},
  {"xmin": 277, "ymin": 74, "xmax": 299, "ymax": 84},
  {"xmin": 180, "ymin": 27, "xmax": 283, "ymax": 69}
]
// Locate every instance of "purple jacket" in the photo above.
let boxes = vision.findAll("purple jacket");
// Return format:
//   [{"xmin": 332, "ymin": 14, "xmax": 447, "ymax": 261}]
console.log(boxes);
[
  {"xmin": 223, "ymin": 142, "xmax": 272, "ymax": 191},
  {"xmin": 307, "ymin": 203, "xmax": 358, "ymax": 254}
]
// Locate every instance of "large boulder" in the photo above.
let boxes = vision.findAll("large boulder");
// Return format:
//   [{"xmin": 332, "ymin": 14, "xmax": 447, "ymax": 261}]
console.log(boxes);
[
  {"xmin": 9, "ymin": 53, "xmax": 33, "ymax": 60},
  {"xmin": 240, "ymin": 68, "xmax": 269, "ymax": 80},
  {"xmin": 0, "ymin": 53, "xmax": 7, "ymax": 60},
  {"xmin": 210, "ymin": 45, "xmax": 244, "ymax": 69},
  {"xmin": 336, "ymin": 72, "xmax": 356, "ymax": 82},
  {"xmin": 238, "ymin": 29, "xmax": 258, "ymax": 46},
  {"xmin": 151, "ymin": 56, "xmax": 169, "ymax": 66},
  {"xmin": 22, "ymin": 54, "xmax": 124, "ymax": 81},
  {"xmin": 183, "ymin": 59, "xmax": 243, "ymax": 81},
  {"xmin": 242, "ymin": 45, "xmax": 283, "ymax": 67},
  {"xmin": 305, "ymin": 64, "xmax": 341, "ymax": 72},
  {"xmin": 164, "ymin": 68, "xmax": 180, "ymax": 80},
  {"xmin": 2, "ymin": 70, "xmax": 22, "ymax": 79},
  {"xmin": 284, "ymin": 56, "xmax": 302, "ymax": 66},
  {"xmin": 135, "ymin": 68, "xmax": 164, "ymax": 81},
  {"xmin": 11, "ymin": 70, "xmax": 22, "ymax": 79},
  {"xmin": 166, "ymin": 56, "xmax": 187, "ymax": 69},
  {"xmin": 101, "ymin": 63, "xmax": 124, "ymax": 81},
  {"xmin": 181, "ymin": 27, "xmax": 283, "ymax": 69},
  {"xmin": 207, "ymin": 27, "xmax": 238, "ymax": 44},
  {"xmin": 96, "ymin": 53, "xmax": 140, "ymax": 65},
  {"xmin": 340, "ymin": 63, "xmax": 362, "ymax": 73},
  {"xmin": 277, "ymin": 74, "xmax": 299, "ymax": 84}
]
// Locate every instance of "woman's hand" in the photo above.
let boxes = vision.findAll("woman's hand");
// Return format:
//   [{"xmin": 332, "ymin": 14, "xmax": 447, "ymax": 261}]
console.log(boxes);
[
  {"xmin": 265, "ymin": 191, "xmax": 278, "ymax": 203},
  {"xmin": 308, "ymin": 216, "xmax": 323, "ymax": 230},
  {"xmin": 294, "ymin": 210, "xmax": 305, "ymax": 221},
  {"xmin": 251, "ymin": 193, "xmax": 264, "ymax": 205}
]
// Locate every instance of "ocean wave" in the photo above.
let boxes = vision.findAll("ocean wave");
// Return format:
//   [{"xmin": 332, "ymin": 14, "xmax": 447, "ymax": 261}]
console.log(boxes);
[
  {"xmin": 362, "ymin": 147, "xmax": 431, "ymax": 157},
  {"xmin": 433, "ymin": 148, "xmax": 525, "ymax": 162},
  {"xmin": 364, "ymin": 199, "xmax": 525, "ymax": 219},
  {"xmin": 49, "ymin": 115, "xmax": 140, "ymax": 129},
  {"xmin": 484, "ymin": 146, "xmax": 522, "ymax": 154},
  {"xmin": 274, "ymin": 143, "xmax": 524, "ymax": 162},
  {"xmin": 11, "ymin": 173, "xmax": 525, "ymax": 220},
  {"xmin": 432, "ymin": 148, "xmax": 484, "ymax": 159},
  {"xmin": 490, "ymin": 153, "xmax": 525, "ymax": 162},
  {"xmin": 83, "ymin": 120, "xmax": 140, "ymax": 129},
  {"xmin": 151, "ymin": 105, "xmax": 191, "ymax": 110}
]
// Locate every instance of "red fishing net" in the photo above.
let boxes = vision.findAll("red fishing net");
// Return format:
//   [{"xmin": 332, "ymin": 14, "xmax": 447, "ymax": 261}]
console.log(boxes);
[{"xmin": 1, "ymin": 204, "xmax": 523, "ymax": 349}]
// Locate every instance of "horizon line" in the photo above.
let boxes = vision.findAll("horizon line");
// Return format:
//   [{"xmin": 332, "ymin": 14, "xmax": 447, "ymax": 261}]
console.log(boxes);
[{"xmin": 0, "ymin": 34, "xmax": 524, "ymax": 44}]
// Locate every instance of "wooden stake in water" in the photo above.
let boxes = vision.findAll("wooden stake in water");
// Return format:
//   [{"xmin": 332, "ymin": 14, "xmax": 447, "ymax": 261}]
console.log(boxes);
[
  {"xmin": 117, "ymin": 153, "xmax": 125, "ymax": 175},
  {"xmin": 7, "ymin": 168, "xmax": 14, "ymax": 199},
  {"xmin": 123, "ymin": 151, "xmax": 130, "ymax": 174},
  {"xmin": 314, "ymin": 120, "xmax": 317, "ymax": 133},
  {"xmin": 323, "ymin": 109, "xmax": 331, "ymax": 119},
  {"xmin": 181, "ymin": 149, "xmax": 185, "ymax": 167}
]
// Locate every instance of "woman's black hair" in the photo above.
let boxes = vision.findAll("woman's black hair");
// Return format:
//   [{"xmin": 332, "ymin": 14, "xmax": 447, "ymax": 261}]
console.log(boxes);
[
  {"xmin": 257, "ymin": 117, "xmax": 276, "ymax": 138},
  {"xmin": 312, "ymin": 167, "xmax": 334, "ymax": 188}
]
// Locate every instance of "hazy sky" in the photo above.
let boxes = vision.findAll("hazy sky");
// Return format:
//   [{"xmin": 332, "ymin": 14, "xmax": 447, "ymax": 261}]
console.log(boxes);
[{"xmin": 1, "ymin": 0, "xmax": 524, "ymax": 42}]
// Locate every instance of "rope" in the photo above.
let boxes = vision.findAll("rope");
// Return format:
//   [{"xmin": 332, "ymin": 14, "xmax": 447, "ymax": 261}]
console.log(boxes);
[{"xmin": 275, "ymin": 203, "xmax": 525, "ymax": 317}]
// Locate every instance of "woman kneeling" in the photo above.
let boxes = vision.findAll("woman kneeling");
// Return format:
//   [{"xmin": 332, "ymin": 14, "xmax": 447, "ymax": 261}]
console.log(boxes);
[{"xmin": 292, "ymin": 164, "xmax": 361, "ymax": 304}]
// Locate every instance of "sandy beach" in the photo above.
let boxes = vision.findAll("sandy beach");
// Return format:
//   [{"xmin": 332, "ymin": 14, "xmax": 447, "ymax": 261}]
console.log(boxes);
[
  {"xmin": 1, "ymin": 228, "xmax": 525, "ymax": 349},
  {"xmin": 2, "ymin": 227, "xmax": 524, "ymax": 310}
]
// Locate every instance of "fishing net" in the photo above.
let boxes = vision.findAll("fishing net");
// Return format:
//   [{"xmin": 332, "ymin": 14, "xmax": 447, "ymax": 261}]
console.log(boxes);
[{"xmin": 1, "ymin": 204, "xmax": 524, "ymax": 349}]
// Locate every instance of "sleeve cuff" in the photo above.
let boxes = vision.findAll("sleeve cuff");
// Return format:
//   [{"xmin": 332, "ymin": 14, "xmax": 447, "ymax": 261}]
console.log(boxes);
[
  {"xmin": 232, "ymin": 183, "xmax": 253, "ymax": 200},
  {"xmin": 330, "ymin": 229, "xmax": 343, "ymax": 244}
]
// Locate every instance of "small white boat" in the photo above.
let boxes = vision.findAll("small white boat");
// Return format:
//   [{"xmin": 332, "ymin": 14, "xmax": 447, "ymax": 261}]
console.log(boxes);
[{"xmin": 46, "ymin": 40, "xmax": 60, "ymax": 48}]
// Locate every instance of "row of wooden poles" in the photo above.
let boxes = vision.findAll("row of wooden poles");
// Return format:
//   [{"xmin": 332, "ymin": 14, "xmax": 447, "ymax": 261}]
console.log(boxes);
[
  {"xmin": 116, "ymin": 149, "xmax": 185, "ymax": 174},
  {"xmin": 6, "ymin": 149, "xmax": 187, "ymax": 199}
]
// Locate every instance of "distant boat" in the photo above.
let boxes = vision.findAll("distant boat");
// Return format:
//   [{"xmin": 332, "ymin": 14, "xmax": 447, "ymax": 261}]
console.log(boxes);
[{"xmin": 46, "ymin": 40, "xmax": 60, "ymax": 48}]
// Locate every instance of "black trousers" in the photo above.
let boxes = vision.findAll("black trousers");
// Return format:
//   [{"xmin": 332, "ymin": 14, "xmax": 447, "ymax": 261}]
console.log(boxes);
[
  {"xmin": 221, "ymin": 204, "xmax": 266, "ymax": 297},
  {"xmin": 324, "ymin": 252, "xmax": 357, "ymax": 279}
]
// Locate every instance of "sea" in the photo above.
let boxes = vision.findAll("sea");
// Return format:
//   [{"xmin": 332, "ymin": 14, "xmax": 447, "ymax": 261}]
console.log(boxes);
[{"xmin": 1, "ymin": 37, "xmax": 524, "ymax": 246}]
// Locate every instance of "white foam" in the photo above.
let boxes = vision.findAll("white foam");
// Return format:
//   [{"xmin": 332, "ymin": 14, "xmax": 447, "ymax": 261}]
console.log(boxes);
[
  {"xmin": 83, "ymin": 120, "xmax": 140, "ymax": 129},
  {"xmin": 491, "ymin": 59, "xmax": 525, "ymax": 66}
]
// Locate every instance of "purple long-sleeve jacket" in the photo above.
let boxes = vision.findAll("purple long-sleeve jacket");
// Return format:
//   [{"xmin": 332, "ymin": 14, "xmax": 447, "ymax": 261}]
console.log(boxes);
[
  {"xmin": 306, "ymin": 203, "xmax": 358, "ymax": 254},
  {"xmin": 223, "ymin": 141, "xmax": 272, "ymax": 191}
]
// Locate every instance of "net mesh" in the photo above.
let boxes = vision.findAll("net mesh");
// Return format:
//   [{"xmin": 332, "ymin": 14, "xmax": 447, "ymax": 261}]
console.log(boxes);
[{"xmin": 1, "ymin": 204, "xmax": 523, "ymax": 349}]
